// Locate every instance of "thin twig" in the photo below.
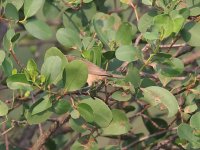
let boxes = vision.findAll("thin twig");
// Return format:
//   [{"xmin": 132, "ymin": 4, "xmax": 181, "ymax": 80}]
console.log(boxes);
[
  {"xmin": 129, "ymin": 1, "xmax": 139, "ymax": 22},
  {"xmin": 122, "ymin": 127, "xmax": 178, "ymax": 150}
]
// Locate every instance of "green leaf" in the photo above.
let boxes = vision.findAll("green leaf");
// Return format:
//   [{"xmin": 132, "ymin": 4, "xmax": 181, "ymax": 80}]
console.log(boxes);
[
  {"xmin": 63, "ymin": 60, "xmax": 88, "ymax": 91},
  {"xmin": 141, "ymin": 86, "xmax": 179, "ymax": 117},
  {"xmin": 120, "ymin": 0, "xmax": 130, "ymax": 4},
  {"xmin": 54, "ymin": 100, "xmax": 71, "ymax": 115},
  {"xmin": 178, "ymin": 123, "xmax": 199, "ymax": 143},
  {"xmin": 142, "ymin": 0, "xmax": 153, "ymax": 5},
  {"xmin": 77, "ymin": 103, "xmax": 94, "ymax": 123},
  {"xmin": 81, "ymin": 98, "xmax": 112, "ymax": 127},
  {"xmin": 2, "ymin": 58, "xmax": 13, "ymax": 76},
  {"xmin": 7, "ymin": 0, "xmax": 24, "ymax": 10},
  {"xmin": 184, "ymin": 104, "xmax": 197, "ymax": 114},
  {"xmin": 24, "ymin": 19, "xmax": 52, "ymax": 40},
  {"xmin": 181, "ymin": 21, "xmax": 200, "ymax": 47},
  {"xmin": 190, "ymin": 112, "xmax": 200, "ymax": 129},
  {"xmin": 5, "ymin": 3, "xmax": 19, "ymax": 20},
  {"xmin": 24, "ymin": 0, "xmax": 45, "ymax": 19},
  {"xmin": 41, "ymin": 56, "xmax": 63, "ymax": 84},
  {"xmin": 43, "ymin": 1, "xmax": 60, "ymax": 19},
  {"xmin": 0, "ymin": 100, "xmax": 9, "ymax": 116},
  {"xmin": 26, "ymin": 59, "xmax": 38, "ymax": 82},
  {"xmin": 186, "ymin": 0, "xmax": 200, "ymax": 16},
  {"xmin": 138, "ymin": 10, "xmax": 158, "ymax": 33},
  {"xmin": 71, "ymin": 135, "xmax": 98, "ymax": 150},
  {"xmin": 6, "ymin": 73, "xmax": 33, "ymax": 91},
  {"xmin": 70, "ymin": 109, "xmax": 80, "ymax": 119},
  {"xmin": 102, "ymin": 109, "xmax": 130, "ymax": 135},
  {"xmin": 69, "ymin": 118, "xmax": 87, "ymax": 133},
  {"xmin": 125, "ymin": 65, "xmax": 141, "ymax": 88},
  {"xmin": 111, "ymin": 91, "xmax": 132, "ymax": 101},
  {"xmin": 155, "ymin": 58, "xmax": 184, "ymax": 77},
  {"xmin": 170, "ymin": 10, "xmax": 185, "ymax": 34},
  {"xmin": 0, "ymin": 50, "xmax": 6, "ymax": 65},
  {"xmin": 31, "ymin": 97, "xmax": 52, "ymax": 115},
  {"xmin": 44, "ymin": 47, "xmax": 68, "ymax": 67},
  {"xmin": 116, "ymin": 22, "xmax": 137, "ymax": 45},
  {"xmin": 93, "ymin": 13, "xmax": 110, "ymax": 49},
  {"xmin": 56, "ymin": 28, "xmax": 82, "ymax": 49},
  {"xmin": 153, "ymin": 14, "xmax": 174, "ymax": 39},
  {"xmin": 115, "ymin": 45, "xmax": 139, "ymax": 62},
  {"xmin": 25, "ymin": 110, "xmax": 52, "ymax": 125}
]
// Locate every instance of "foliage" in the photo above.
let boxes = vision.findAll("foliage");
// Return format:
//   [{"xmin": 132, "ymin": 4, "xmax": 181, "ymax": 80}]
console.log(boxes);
[{"xmin": 0, "ymin": 0, "xmax": 200, "ymax": 149}]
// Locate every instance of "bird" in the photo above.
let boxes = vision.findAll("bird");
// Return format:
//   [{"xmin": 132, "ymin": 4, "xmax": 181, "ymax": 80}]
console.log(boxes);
[{"xmin": 65, "ymin": 55, "xmax": 123, "ymax": 86}]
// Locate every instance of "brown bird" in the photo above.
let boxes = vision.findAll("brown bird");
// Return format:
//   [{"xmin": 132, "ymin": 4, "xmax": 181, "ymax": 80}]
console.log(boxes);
[{"xmin": 66, "ymin": 55, "xmax": 123, "ymax": 86}]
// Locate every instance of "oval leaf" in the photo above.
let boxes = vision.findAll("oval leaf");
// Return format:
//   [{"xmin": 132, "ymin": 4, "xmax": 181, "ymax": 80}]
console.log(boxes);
[
  {"xmin": 181, "ymin": 21, "xmax": 200, "ymax": 47},
  {"xmin": 115, "ymin": 45, "xmax": 140, "ymax": 62},
  {"xmin": 56, "ymin": 28, "xmax": 82, "ymax": 49},
  {"xmin": 24, "ymin": 0, "xmax": 45, "ymax": 18},
  {"xmin": 102, "ymin": 109, "xmax": 130, "ymax": 135},
  {"xmin": 141, "ymin": 86, "xmax": 179, "ymax": 117},
  {"xmin": 24, "ymin": 19, "xmax": 52, "ymax": 40},
  {"xmin": 0, "ymin": 100, "xmax": 9, "ymax": 116},
  {"xmin": 7, "ymin": 73, "xmax": 33, "ymax": 91},
  {"xmin": 63, "ymin": 60, "xmax": 88, "ymax": 91},
  {"xmin": 81, "ymin": 98, "xmax": 112, "ymax": 127}
]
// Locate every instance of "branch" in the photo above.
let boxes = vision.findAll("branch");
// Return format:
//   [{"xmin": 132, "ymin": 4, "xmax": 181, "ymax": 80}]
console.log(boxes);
[
  {"xmin": 122, "ymin": 127, "xmax": 178, "ymax": 150},
  {"xmin": 31, "ymin": 114, "xmax": 70, "ymax": 150}
]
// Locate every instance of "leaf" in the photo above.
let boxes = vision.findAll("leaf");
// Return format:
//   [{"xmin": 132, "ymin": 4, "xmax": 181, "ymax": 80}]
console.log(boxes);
[
  {"xmin": 2, "ymin": 58, "xmax": 13, "ymax": 76},
  {"xmin": 7, "ymin": 0, "xmax": 24, "ymax": 10},
  {"xmin": 69, "ymin": 118, "xmax": 87, "ymax": 133},
  {"xmin": 125, "ymin": 64, "xmax": 141, "ymax": 88},
  {"xmin": 184, "ymin": 104, "xmax": 197, "ymax": 114},
  {"xmin": 43, "ymin": 1, "xmax": 60, "ymax": 19},
  {"xmin": 120, "ymin": 0, "xmax": 130, "ymax": 4},
  {"xmin": 138, "ymin": 10, "xmax": 158, "ymax": 33},
  {"xmin": 71, "ymin": 135, "xmax": 98, "ymax": 150},
  {"xmin": 26, "ymin": 59, "xmax": 38, "ymax": 82},
  {"xmin": 70, "ymin": 109, "xmax": 80, "ymax": 119},
  {"xmin": 56, "ymin": 28, "xmax": 82, "ymax": 49},
  {"xmin": 153, "ymin": 14, "xmax": 174, "ymax": 39},
  {"xmin": 93, "ymin": 13, "xmax": 110, "ymax": 49},
  {"xmin": 178, "ymin": 123, "xmax": 199, "ymax": 143},
  {"xmin": 44, "ymin": 47, "xmax": 68, "ymax": 67},
  {"xmin": 190, "ymin": 112, "xmax": 200, "ymax": 129},
  {"xmin": 5, "ymin": 3, "xmax": 19, "ymax": 20},
  {"xmin": 77, "ymin": 103, "xmax": 94, "ymax": 123},
  {"xmin": 31, "ymin": 97, "xmax": 52, "ymax": 115},
  {"xmin": 6, "ymin": 73, "xmax": 33, "ymax": 91},
  {"xmin": 115, "ymin": 45, "xmax": 140, "ymax": 62},
  {"xmin": 81, "ymin": 98, "xmax": 112, "ymax": 127},
  {"xmin": 186, "ymin": 0, "xmax": 200, "ymax": 16},
  {"xmin": 24, "ymin": 19, "xmax": 52, "ymax": 40},
  {"xmin": 111, "ymin": 91, "xmax": 132, "ymax": 101},
  {"xmin": 24, "ymin": 0, "xmax": 45, "ymax": 19},
  {"xmin": 102, "ymin": 109, "xmax": 130, "ymax": 135},
  {"xmin": 54, "ymin": 100, "xmax": 71, "ymax": 115},
  {"xmin": 181, "ymin": 21, "xmax": 200, "ymax": 47},
  {"xmin": 25, "ymin": 110, "xmax": 52, "ymax": 125},
  {"xmin": 41, "ymin": 56, "xmax": 63, "ymax": 84},
  {"xmin": 155, "ymin": 58, "xmax": 184, "ymax": 77},
  {"xmin": 116, "ymin": 22, "xmax": 137, "ymax": 45},
  {"xmin": 63, "ymin": 60, "xmax": 88, "ymax": 91},
  {"xmin": 0, "ymin": 100, "xmax": 9, "ymax": 116},
  {"xmin": 0, "ymin": 50, "xmax": 6, "ymax": 65},
  {"xmin": 141, "ymin": 86, "xmax": 179, "ymax": 117}
]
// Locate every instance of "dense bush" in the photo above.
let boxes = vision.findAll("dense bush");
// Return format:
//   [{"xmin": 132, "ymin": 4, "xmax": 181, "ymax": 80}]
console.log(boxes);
[{"xmin": 0, "ymin": 0, "xmax": 200, "ymax": 149}]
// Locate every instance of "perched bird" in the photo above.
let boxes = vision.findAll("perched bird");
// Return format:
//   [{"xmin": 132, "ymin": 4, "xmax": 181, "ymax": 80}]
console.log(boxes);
[{"xmin": 66, "ymin": 55, "xmax": 123, "ymax": 86}]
